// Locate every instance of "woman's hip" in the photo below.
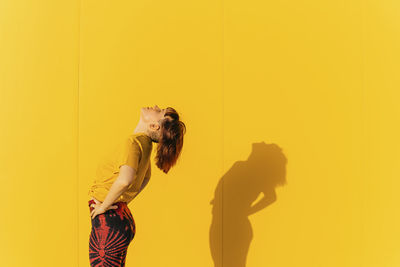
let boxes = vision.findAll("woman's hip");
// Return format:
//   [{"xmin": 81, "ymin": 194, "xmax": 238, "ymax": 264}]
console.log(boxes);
[
  {"xmin": 88, "ymin": 199, "xmax": 135, "ymax": 236},
  {"xmin": 88, "ymin": 199, "xmax": 136, "ymax": 266}
]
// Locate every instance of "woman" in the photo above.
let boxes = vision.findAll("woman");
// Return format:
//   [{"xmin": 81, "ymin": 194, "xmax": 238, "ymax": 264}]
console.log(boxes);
[{"xmin": 87, "ymin": 105, "xmax": 186, "ymax": 267}]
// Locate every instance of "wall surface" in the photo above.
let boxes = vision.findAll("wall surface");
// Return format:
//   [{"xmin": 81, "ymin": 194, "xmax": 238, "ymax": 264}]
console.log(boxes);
[
  {"xmin": 0, "ymin": 0, "xmax": 80, "ymax": 266},
  {"xmin": 1, "ymin": 0, "xmax": 399, "ymax": 267}
]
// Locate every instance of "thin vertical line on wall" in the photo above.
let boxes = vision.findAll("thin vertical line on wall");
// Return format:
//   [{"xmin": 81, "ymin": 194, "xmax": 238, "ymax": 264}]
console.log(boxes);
[
  {"xmin": 77, "ymin": 0, "xmax": 82, "ymax": 266},
  {"xmin": 359, "ymin": 0, "xmax": 366, "ymax": 263},
  {"xmin": 221, "ymin": 0, "xmax": 224, "ymax": 265}
]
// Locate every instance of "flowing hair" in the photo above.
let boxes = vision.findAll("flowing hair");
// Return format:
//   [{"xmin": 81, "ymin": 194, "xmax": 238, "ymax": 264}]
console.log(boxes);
[{"xmin": 155, "ymin": 107, "xmax": 186, "ymax": 174}]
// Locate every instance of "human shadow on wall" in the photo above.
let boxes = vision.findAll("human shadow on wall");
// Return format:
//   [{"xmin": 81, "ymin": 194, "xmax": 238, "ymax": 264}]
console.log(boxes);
[{"xmin": 209, "ymin": 142, "xmax": 288, "ymax": 267}]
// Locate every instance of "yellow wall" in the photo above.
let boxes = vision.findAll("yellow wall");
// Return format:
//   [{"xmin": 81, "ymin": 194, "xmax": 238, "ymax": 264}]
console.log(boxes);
[
  {"xmin": 0, "ymin": 0, "xmax": 80, "ymax": 266},
  {"xmin": 1, "ymin": 0, "xmax": 399, "ymax": 266}
]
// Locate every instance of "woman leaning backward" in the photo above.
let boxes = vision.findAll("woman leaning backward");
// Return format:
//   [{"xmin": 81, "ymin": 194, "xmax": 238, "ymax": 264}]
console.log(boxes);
[{"xmin": 87, "ymin": 105, "xmax": 186, "ymax": 267}]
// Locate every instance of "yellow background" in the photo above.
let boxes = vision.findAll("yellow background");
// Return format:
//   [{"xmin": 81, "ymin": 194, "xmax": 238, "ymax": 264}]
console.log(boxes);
[{"xmin": 1, "ymin": 0, "xmax": 399, "ymax": 266}]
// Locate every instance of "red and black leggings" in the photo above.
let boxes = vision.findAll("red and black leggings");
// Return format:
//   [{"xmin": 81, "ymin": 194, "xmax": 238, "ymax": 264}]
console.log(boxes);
[{"xmin": 88, "ymin": 199, "xmax": 136, "ymax": 267}]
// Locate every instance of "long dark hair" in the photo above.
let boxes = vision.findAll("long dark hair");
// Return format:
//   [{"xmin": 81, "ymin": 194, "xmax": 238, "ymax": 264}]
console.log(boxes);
[{"xmin": 155, "ymin": 107, "xmax": 186, "ymax": 174}]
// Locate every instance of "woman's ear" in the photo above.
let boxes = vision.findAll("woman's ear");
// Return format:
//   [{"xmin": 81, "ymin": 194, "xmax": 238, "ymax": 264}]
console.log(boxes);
[{"xmin": 149, "ymin": 122, "xmax": 160, "ymax": 131}]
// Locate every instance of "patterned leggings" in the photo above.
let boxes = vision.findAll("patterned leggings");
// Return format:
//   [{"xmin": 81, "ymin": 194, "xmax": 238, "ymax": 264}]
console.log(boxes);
[{"xmin": 88, "ymin": 199, "xmax": 136, "ymax": 267}]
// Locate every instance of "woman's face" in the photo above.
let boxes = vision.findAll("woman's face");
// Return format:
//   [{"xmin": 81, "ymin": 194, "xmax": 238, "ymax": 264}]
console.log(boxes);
[{"xmin": 140, "ymin": 105, "xmax": 166, "ymax": 123}]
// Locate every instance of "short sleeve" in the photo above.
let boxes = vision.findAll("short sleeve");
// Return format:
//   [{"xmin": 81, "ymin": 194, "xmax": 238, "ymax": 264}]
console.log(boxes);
[{"xmin": 114, "ymin": 138, "xmax": 142, "ymax": 173}]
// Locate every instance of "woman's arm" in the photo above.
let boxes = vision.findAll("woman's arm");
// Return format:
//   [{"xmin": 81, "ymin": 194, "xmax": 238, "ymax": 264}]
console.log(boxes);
[{"xmin": 100, "ymin": 165, "xmax": 137, "ymax": 210}]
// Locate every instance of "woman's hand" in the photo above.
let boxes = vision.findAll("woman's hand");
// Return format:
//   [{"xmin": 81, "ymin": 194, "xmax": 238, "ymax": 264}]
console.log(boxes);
[{"xmin": 90, "ymin": 198, "xmax": 118, "ymax": 219}]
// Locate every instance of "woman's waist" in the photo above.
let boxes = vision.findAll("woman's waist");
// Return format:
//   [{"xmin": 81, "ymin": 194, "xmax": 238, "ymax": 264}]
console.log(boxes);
[{"xmin": 89, "ymin": 196, "xmax": 126, "ymax": 206}]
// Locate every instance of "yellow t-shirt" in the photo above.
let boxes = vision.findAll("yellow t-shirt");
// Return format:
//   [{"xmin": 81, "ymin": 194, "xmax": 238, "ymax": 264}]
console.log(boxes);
[{"xmin": 88, "ymin": 132, "xmax": 153, "ymax": 204}]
